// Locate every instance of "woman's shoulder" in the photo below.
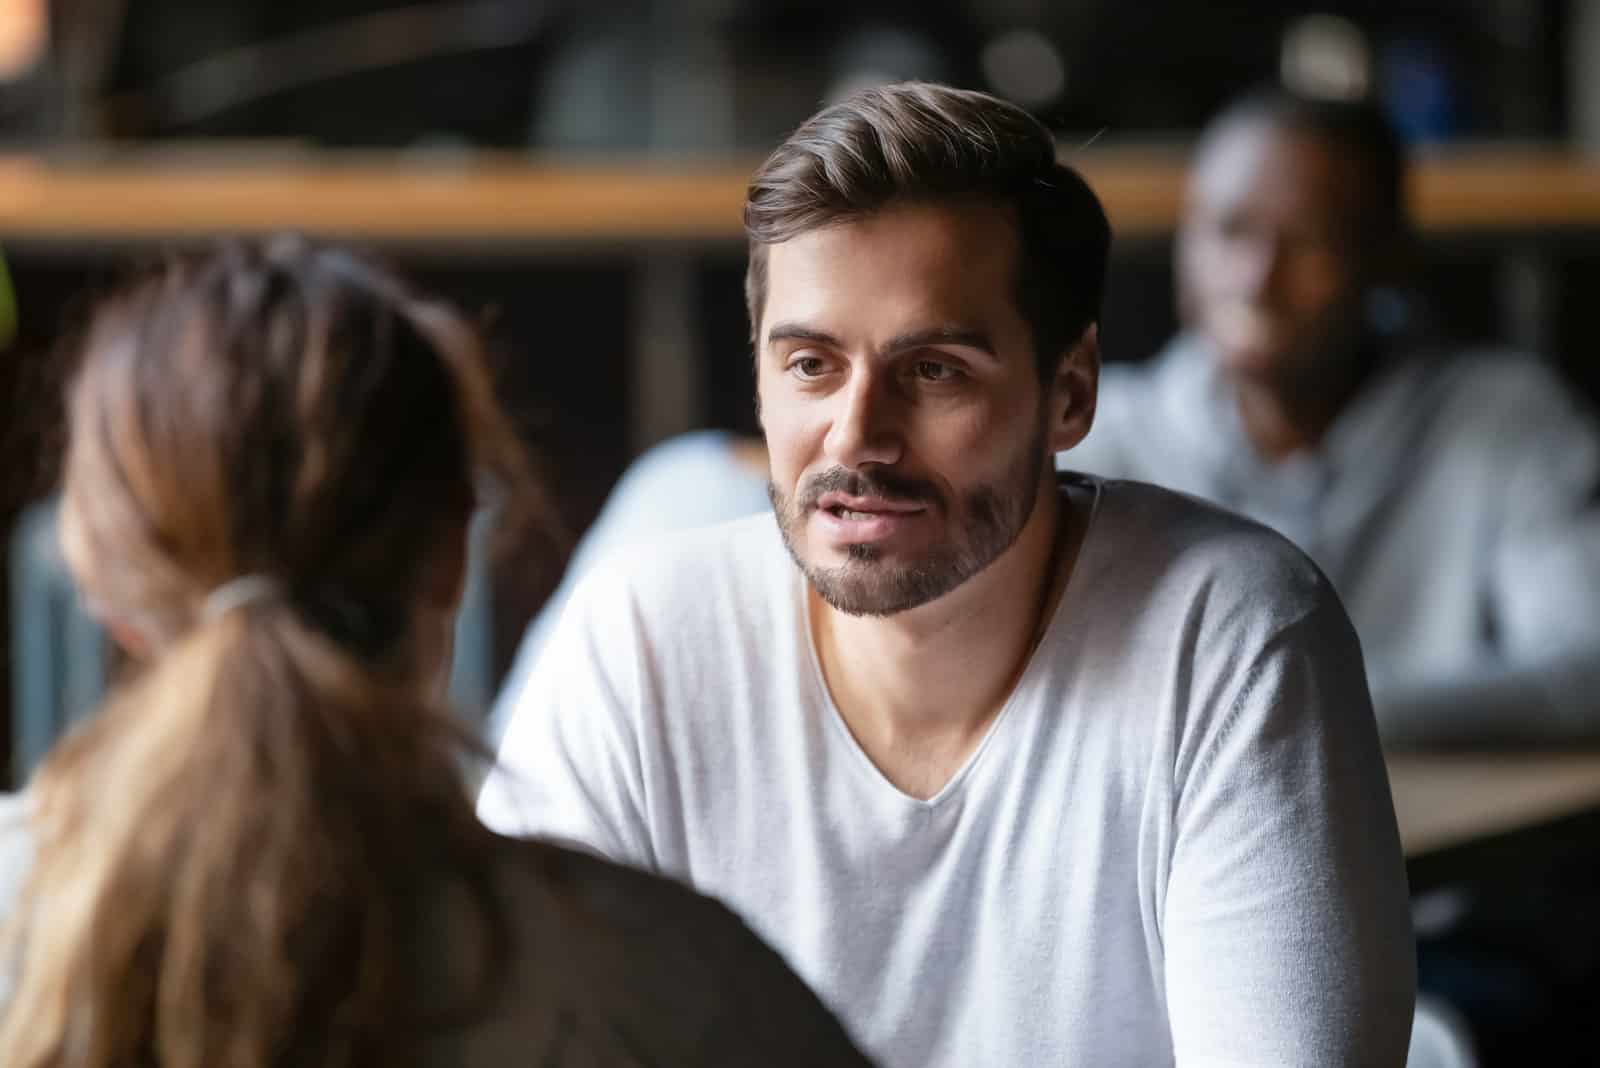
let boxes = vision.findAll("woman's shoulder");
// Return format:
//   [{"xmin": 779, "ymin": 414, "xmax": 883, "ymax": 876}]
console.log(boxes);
[{"xmin": 436, "ymin": 835, "xmax": 872, "ymax": 1066}]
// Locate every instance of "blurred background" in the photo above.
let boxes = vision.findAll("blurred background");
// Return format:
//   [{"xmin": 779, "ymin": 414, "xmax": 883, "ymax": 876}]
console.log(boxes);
[{"xmin": 2, "ymin": 0, "xmax": 1600, "ymax": 773}]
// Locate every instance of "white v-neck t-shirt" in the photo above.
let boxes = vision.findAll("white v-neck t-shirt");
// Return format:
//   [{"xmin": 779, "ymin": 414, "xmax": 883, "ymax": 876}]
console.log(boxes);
[{"xmin": 481, "ymin": 476, "xmax": 1415, "ymax": 1067}]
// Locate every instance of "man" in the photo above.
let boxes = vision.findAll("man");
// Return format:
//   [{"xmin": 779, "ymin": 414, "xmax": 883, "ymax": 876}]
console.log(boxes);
[
  {"xmin": 1069, "ymin": 89, "xmax": 1600, "ymax": 747},
  {"xmin": 482, "ymin": 83, "xmax": 1414, "ymax": 1066}
]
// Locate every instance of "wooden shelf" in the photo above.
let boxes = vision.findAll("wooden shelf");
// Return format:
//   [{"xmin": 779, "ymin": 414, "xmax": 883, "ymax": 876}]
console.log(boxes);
[
  {"xmin": 0, "ymin": 155, "xmax": 756, "ymax": 246},
  {"xmin": 3, "ymin": 145, "xmax": 1600, "ymax": 247}
]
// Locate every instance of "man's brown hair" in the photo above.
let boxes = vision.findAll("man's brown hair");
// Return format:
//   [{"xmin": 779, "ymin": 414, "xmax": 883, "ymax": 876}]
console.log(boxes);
[{"xmin": 744, "ymin": 81, "xmax": 1111, "ymax": 382}]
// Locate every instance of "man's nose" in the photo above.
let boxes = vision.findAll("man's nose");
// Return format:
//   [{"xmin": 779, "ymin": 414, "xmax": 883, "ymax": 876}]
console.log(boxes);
[{"xmin": 824, "ymin": 369, "xmax": 903, "ymax": 469}]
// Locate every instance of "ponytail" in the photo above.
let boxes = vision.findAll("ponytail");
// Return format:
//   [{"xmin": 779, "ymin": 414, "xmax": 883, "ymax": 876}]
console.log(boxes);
[
  {"xmin": 2, "ymin": 238, "xmax": 529, "ymax": 1065},
  {"xmin": 0, "ymin": 593, "xmax": 501, "ymax": 1068}
]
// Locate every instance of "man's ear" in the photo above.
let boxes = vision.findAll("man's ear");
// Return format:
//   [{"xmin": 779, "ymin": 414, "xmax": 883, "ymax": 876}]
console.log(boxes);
[{"xmin": 1046, "ymin": 322, "xmax": 1100, "ymax": 455}]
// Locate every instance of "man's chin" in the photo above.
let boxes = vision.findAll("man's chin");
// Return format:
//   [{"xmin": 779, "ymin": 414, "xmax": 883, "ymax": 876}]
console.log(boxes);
[
  {"xmin": 1210, "ymin": 341, "xmax": 1295, "ymax": 383},
  {"xmin": 798, "ymin": 550, "xmax": 957, "ymax": 618},
  {"xmin": 808, "ymin": 574, "xmax": 927, "ymax": 619},
  {"xmin": 803, "ymin": 542, "xmax": 899, "ymax": 577}
]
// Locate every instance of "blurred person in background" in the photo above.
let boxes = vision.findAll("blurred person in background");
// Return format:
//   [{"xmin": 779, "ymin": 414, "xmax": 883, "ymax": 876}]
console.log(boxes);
[
  {"xmin": 487, "ymin": 429, "xmax": 770, "ymax": 743},
  {"xmin": 484, "ymin": 82, "xmax": 1414, "ymax": 1068},
  {"xmin": 1070, "ymin": 86, "xmax": 1600, "ymax": 750},
  {"xmin": 0, "ymin": 238, "xmax": 869, "ymax": 1067}
]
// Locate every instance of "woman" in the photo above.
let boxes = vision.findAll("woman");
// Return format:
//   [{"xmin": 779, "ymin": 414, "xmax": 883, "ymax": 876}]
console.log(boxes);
[{"xmin": 0, "ymin": 238, "xmax": 869, "ymax": 1067}]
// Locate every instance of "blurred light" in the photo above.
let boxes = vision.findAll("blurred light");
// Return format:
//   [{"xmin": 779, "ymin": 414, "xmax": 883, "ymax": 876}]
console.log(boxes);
[
  {"xmin": 825, "ymin": 70, "xmax": 905, "ymax": 104},
  {"xmin": 130, "ymin": 1, "xmax": 554, "ymax": 130},
  {"xmin": 0, "ymin": 0, "xmax": 47, "ymax": 81},
  {"xmin": 1280, "ymin": 14, "xmax": 1372, "ymax": 101},
  {"xmin": 825, "ymin": 25, "xmax": 948, "ymax": 105},
  {"xmin": 980, "ymin": 29, "xmax": 1066, "ymax": 108}
]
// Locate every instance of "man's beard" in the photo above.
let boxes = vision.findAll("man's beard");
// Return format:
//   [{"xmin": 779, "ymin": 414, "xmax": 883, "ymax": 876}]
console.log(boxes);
[{"xmin": 769, "ymin": 426, "xmax": 1048, "ymax": 617}]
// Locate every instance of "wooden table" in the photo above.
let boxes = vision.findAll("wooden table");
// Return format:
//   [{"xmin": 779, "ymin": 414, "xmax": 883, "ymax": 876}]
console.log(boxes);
[{"xmin": 1389, "ymin": 752, "xmax": 1600, "ymax": 891}]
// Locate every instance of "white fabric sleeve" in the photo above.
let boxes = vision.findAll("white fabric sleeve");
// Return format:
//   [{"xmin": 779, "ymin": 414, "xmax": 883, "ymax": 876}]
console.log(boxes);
[
  {"xmin": 1380, "ymin": 374, "xmax": 1600, "ymax": 746},
  {"xmin": 1164, "ymin": 597, "xmax": 1416, "ymax": 1067},
  {"xmin": 477, "ymin": 567, "xmax": 657, "ymax": 871}
]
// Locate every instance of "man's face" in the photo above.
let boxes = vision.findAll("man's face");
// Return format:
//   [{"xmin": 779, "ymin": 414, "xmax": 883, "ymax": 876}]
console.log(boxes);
[
  {"xmin": 755, "ymin": 199, "xmax": 1083, "ymax": 617},
  {"xmin": 1177, "ymin": 119, "xmax": 1378, "ymax": 385}
]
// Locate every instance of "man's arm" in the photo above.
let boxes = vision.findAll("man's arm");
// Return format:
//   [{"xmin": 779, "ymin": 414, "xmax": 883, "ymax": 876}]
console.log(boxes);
[
  {"xmin": 1378, "ymin": 373, "xmax": 1600, "ymax": 748},
  {"xmin": 1373, "ymin": 650, "xmax": 1600, "ymax": 748},
  {"xmin": 477, "ymin": 566, "xmax": 657, "ymax": 870},
  {"xmin": 1164, "ymin": 596, "xmax": 1415, "ymax": 1066}
]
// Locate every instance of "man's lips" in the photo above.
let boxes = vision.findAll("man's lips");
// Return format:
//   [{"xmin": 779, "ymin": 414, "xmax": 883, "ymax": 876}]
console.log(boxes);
[
  {"xmin": 809, "ymin": 492, "xmax": 929, "ymax": 546},
  {"xmin": 813, "ymin": 491, "xmax": 927, "ymax": 516}
]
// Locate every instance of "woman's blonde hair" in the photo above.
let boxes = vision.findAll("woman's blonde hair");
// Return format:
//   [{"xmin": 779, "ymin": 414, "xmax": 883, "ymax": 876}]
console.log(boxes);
[{"xmin": 0, "ymin": 237, "xmax": 535, "ymax": 1067}]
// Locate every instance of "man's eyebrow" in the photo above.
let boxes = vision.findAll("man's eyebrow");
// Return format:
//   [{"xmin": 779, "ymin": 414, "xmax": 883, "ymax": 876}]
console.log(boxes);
[
  {"xmin": 763, "ymin": 322, "xmax": 999, "ymax": 360},
  {"xmin": 882, "ymin": 326, "xmax": 998, "ymax": 360},
  {"xmin": 764, "ymin": 323, "xmax": 841, "ymax": 349}
]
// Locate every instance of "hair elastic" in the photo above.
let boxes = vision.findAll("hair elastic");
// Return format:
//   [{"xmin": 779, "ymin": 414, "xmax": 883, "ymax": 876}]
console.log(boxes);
[{"xmin": 203, "ymin": 574, "xmax": 281, "ymax": 621}]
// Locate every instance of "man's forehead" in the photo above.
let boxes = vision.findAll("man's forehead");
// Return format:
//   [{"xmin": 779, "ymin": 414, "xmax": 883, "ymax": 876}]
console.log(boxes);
[
  {"xmin": 771, "ymin": 200, "xmax": 1016, "ymax": 263},
  {"xmin": 763, "ymin": 203, "xmax": 1019, "ymax": 312},
  {"xmin": 1188, "ymin": 119, "xmax": 1373, "ymax": 227}
]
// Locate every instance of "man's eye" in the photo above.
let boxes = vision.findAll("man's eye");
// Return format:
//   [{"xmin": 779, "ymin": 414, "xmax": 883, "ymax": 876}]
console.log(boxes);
[
  {"xmin": 790, "ymin": 355, "xmax": 827, "ymax": 379},
  {"xmin": 914, "ymin": 360, "xmax": 958, "ymax": 382}
]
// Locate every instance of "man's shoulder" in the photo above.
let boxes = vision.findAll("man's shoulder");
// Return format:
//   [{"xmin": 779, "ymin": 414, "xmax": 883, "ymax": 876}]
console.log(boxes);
[
  {"xmin": 569, "ymin": 511, "xmax": 794, "ymax": 633},
  {"xmin": 1092, "ymin": 475, "xmax": 1313, "ymax": 559},
  {"xmin": 1088, "ymin": 477, "xmax": 1339, "ymax": 626},
  {"xmin": 1401, "ymin": 348, "xmax": 1600, "ymax": 487},
  {"xmin": 1073, "ymin": 481, "xmax": 1371, "ymax": 767},
  {"xmin": 1418, "ymin": 346, "xmax": 1593, "ymax": 429},
  {"xmin": 1433, "ymin": 344, "xmax": 1568, "ymax": 392}
]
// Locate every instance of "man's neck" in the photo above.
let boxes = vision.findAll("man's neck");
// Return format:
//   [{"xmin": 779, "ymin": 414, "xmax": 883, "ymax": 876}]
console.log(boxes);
[
  {"xmin": 1231, "ymin": 338, "xmax": 1380, "ymax": 464},
  {"xmin": 809, "ymin": 477, "xmax": 1083, "ymax": 800}
]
